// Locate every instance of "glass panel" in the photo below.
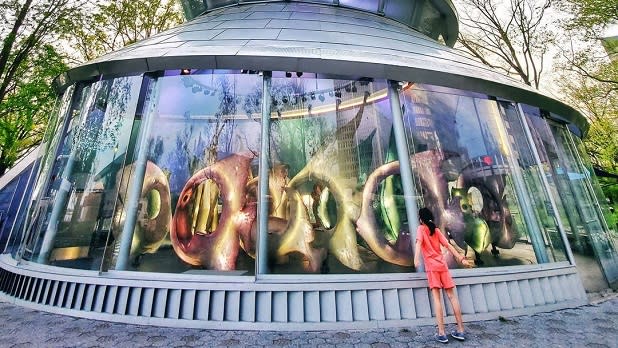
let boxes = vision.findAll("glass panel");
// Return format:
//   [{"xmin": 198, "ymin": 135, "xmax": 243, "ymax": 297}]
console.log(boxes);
[
  {"xmin": 523, "ymin": 107, "xmax": 618, "ymax": 286},
  {"xmin": 550, "ymin": 121, "xmax": 618, "ymax": 285},
  {"xmin": 115, "ymin": 70, "xmax": 262, "ymax": 274},
  {"xmin": 16, "ymin": 86, "xmax": 79, "ymax": 260},
  {"xmin": 266, "ymin": 74, "xmax": 411, "ymax": 274},
  {"xmin": 29, "ymin": 76, "xmax": 143, "ymax": 270},
  {"xmin": 498, "ymin": 102, "xmax": 568, "ymax": 262},
  {"xmin": 339, "ymin": 0, "xmax": 379, "ymax": 13},
  {"xmin": 178, "ymin": 0, "xmax": 206, "ymax": 21},
  {"xmin": 5, "ymin": 90, "xmax": 73, "ymax": 256},
  {"xmin": 0, "ymin": 161, "xmax": 38, "ymax": 255},
  {"xmin": 571, "ymin": 134, "xmax": 618, "ymax": 245},
  {"xmin": 400, "ymin": 85, "xmax": 549, "ymax": 268}
]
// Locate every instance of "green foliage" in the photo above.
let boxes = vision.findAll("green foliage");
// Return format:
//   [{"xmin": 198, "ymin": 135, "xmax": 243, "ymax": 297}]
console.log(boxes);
[
  {"xmin": 0, "ymin": 0, "xmax": 83, "ymax": 175},
  {"xmin": 561, "ymin": 75, "xmax": 618, "ymax": 171},
  {"xmin": 67, "ymin": 0, "xmax": 183, "ymax": 62},
  {"xmin": 558, "ymin": 0, "xmax": 618, "ymax": 205},
  {"xmin": 0, "ymin": 0, "xmax": 183, "ymax": 174},
  {"xmin": 0, "ymin": 45, "xmax": 68, "ymax": 174},
  {"xmin": 177, "ymin": 0, "xmax": 206, "ymax": 20},
  {"xmin": 563, "ymin": 0, "xmax": 618, "ymax": 34},
  {"xmin": 598, "ymin": 177, "xmax": 618, "ymax": 227}
]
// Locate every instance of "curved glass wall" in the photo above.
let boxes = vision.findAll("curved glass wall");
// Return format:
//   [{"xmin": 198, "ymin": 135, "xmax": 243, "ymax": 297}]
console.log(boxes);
[
  {"xmin": 116, "ymin": 70, "xmax": 263, "ymax": 274},
  {"xmin": 399, "ymin": 85, "xmax": 567, "ymax": 267},
  {"xmin": 498, "ymin": 103, "xmax": 568, "ymax": 263},
  {"xmin": 265, "ymin": 75, "xmax": 410, "ymax": 274},
  {"xmin": 522, "ymin": 106, "xmax": 618, "ymax": 286},
  {"xmin": 22, "ymin": 76, "xmax": 144, "ymax": 270},
  {"xmin": 7, "ymin": 88, "xmax": 74, "ymax": 258},
  {"xmin": 16, "ymin": 70, "xmax": 615, "ymax": 280}
]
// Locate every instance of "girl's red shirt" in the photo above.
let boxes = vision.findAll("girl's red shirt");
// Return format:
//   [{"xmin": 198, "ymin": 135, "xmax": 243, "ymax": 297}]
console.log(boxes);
[{"xmin": 416, "ymin": 224, "xmax": 449, "ymax": 272}]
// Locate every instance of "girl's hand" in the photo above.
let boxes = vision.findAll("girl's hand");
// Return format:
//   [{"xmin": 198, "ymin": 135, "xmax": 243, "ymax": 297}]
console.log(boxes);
[{"xmin": 460, "ymin": 258, "xmax": 472, "ymax": 268}]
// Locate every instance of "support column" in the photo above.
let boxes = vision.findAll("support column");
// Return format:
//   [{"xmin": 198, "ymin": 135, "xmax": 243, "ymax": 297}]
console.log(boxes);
[
  {"xmin": 257, "ymin": 72, "xmax": 272, "ymax": 275},
  {"xmin": 115, "ymin": 78, "xmax": 159, "ymax": 270},
  {"xmin": 37, "ymin": 151, "xmax": 77, "ymax": 264},
  {"xmin": 387, "ymin": 81, "xmax": 420, "ymax": 247}
]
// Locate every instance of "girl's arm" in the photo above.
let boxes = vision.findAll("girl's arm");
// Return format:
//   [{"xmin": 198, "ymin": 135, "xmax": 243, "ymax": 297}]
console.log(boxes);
[
  {"xmin": 414, "ymin": 240, "xmax": 422, "ymax": 269},
  {"xmin": 445, "ymin": 242, "xmax": 471, "ymax": 268}
]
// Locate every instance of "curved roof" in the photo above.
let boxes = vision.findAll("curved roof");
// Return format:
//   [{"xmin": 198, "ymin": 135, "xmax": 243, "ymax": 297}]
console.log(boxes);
[
  {"xmin": 179, "ymin": 0, "xmax": 459, "ymax": 47},
  {"xmin": 54, "ymin": 1, "xmax": 588, "ymax": 134}
]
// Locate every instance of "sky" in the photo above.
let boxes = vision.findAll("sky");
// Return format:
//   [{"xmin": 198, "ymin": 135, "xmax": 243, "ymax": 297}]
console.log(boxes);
[{"xmin": 451, "ymin": 0, "xmax": 611, "ymax": 104}]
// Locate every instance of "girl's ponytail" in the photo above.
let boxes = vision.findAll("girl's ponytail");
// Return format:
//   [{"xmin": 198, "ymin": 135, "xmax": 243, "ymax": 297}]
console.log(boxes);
[{"xmin": 418, "ymin": 207, "xmax": 436, "ymax": 236}]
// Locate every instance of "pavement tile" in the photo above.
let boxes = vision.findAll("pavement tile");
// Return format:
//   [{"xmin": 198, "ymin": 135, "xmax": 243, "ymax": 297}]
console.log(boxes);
[{"xmin": 0, "ymin": 297, "xmax": 616, "ymax": 347}]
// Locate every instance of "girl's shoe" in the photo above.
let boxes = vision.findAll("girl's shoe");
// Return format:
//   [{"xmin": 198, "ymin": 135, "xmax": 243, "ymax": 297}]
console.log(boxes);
[
  {"xmin": 451, "ymin": 331, "xmax": 465, "ymax": 341},
  {"xmin": 436, "ymin": 334, "xmax": 449, "ymax": 343}
]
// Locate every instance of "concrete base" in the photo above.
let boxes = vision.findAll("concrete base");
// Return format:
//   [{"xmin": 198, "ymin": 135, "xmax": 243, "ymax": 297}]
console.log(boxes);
[{"xmin": 0, "ymin": 254, "xmax": 588, "ymax": 330}]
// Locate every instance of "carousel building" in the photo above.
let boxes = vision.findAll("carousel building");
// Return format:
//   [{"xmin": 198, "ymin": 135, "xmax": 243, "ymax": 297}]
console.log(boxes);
[{"xmin": 1, "ymin": 0, "xmax": 617, "ymax": 330}]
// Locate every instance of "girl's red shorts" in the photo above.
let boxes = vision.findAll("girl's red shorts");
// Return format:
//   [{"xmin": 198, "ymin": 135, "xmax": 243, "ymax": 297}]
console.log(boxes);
[{"xmin": 426, "ymin": 270, "xmax": 455, "ymax": 289}]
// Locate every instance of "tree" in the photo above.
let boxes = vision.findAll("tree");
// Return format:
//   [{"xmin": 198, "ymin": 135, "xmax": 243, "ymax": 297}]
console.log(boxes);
[
  {"xmin": 563, "ymin": 0, "xmax": 618, "ymax": 37},
  {"xmin": 456, "ymin": 0, "xmax": 555, "ymax": 89},
  {"xmin": 559, "ymin": 0, "xmax": 618, "ymax": 167},
  {"xmin": 0, "ymin": 0, "xmax": 83, "ymax": 175},
  {"xmin": 558, "ymin": 1, "xmax": 618, "ymax": 206},
  {"xmin": 559, "ymin": 0, "xmax": 618, "ymax": 87},
  {"xmin": 67, "ymin": 0, "xmax": 183, "ymax": 63},
  {"xmin": 560, "ymin": 76, "xmax": 618, "ymax": 173},
  {"xmin": 0, "ymin": 0, "xmax": 183, "ymax": 175},
  {"xmin": 0, "ymin": 45, "xmax": 68, "ymax": 175}
]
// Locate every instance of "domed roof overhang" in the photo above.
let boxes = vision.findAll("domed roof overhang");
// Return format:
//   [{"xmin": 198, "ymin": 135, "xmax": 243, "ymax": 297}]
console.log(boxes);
[
  {"xmin": 54, "ymin": 1, "xmax": 588, "ymax": 135},
  {"xmin": 181, "ymin": 0, "xmax": 459, "ymax": 46}
]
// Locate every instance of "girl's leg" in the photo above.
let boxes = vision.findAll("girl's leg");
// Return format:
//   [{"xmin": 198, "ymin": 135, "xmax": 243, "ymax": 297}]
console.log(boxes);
[
  {"xmin": 444, "ymin": 287, "xmax": 464, "ymax": 333},
  {"xmin": 430, "ymin": 288, "xmax": 445, "ymax": 335}
]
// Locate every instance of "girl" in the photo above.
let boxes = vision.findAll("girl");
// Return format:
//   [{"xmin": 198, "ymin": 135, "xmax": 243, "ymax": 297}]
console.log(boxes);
[{"xmin": 414, "ymin": 207, "xmax": 470, "ymax": 343}]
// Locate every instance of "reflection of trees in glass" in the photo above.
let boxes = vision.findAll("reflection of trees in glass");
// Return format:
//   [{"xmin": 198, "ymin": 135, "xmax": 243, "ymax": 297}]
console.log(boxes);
[
  {"xmin": 269, "ymin": 80, "xmax": 331, "ymax": 176},
  {"xmin": 206, "ymin": 76, "xmax": 237, "ymax": 163},
  {"xmin": 166, "ymin": 127, "xmax": 191, "ymax": 197},
  {"xmin": 178, "ymin": 0, "xmax": 206, "ymax": 20},
  {"xmin": 163, "ymin": 74, "xmax": 257, "ymax": 203},
  {"xmin": 147, "ymin": 136, "xmax": 164, "ymax": 163},
  {"xmin": 72, "ymin": 77, "xmax": 133, "ymax": 156},
  {"xmin": 242, "ymin": 86, "xmax": 262, "ymax": 120},
  {"xmin": 180, "ymin": 75, "xmax": 245, "ymax": 165},
  {"xmin": 271, "ymin": 117, "xmax": 329, "ymax": 177}
]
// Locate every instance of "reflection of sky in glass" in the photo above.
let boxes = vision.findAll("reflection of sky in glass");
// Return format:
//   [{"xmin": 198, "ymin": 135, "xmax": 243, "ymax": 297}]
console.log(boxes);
[
  {"xmin": 474, "ymin": 99, "xmax": 506, "ymax": 157},
  {"xmin": 455, "ymin": 97, "xmax": 487, "ymax": 159},
  {"xmin": 150, "ymin": 72, "xmax": 263, "ymax": 194},
  {"xmin": 158, "ymin": 73, "xmax": 261, "ymax": 117}
]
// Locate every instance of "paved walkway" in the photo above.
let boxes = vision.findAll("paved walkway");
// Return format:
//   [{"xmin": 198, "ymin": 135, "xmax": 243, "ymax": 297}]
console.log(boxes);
[{"xmin": 0, "ymin": 294, "xmax": 616, "ymax": 348}]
